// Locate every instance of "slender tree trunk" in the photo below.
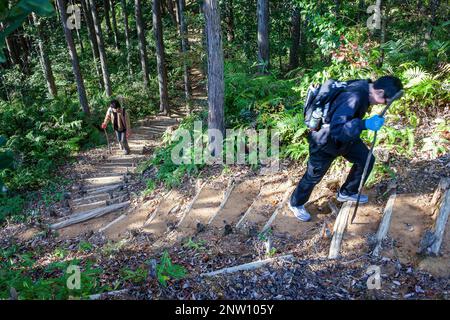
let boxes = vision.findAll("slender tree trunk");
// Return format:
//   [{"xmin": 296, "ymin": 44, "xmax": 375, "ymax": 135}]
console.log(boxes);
[
  {"xmin": 103, "ymin": 0, "xmax": 113, "ymax": 40},
  {"xmin": 2, "ymin": 28, "xmax": 20, "ymax": 66},
  {"xmin": 56, "ymin": 0, "xmax": 90, "ymax": 114},
  {"xmin": 110, "ymin": 0, "xmax": 120, "ymax": 49},
  {"xmin": 178, "ymin": 0, "xmax": 191, "ymax": 104},
  {"xmin": 203, "ymin": 0, "xmax": 225, "ymax": 137},
  {"xmin": 225, "ymin": 0, "xmax": 235, "ymax": 42},
  {"xmin": 81, "ymin": 0, "xmax": 104, "ymax": 89},
  {"xmin": 289, "ymin": 8, "xmax": 300, "ymax": 70},
  {"xmin": 89, "ymin": 0, "xmax": 113, "ymax": 96},
  {"xmin": 257, "ymin": 0, "xmax": 269, "ymax": 74},
  {"xmin": 153, "ymin": 0, "xmax": 170, "ymax": 114},
  {"xmin": 32, "ymin": 14, "xmax": 58, "ymax": 97},
  {"xmin": 166, "ymin": 0, "xmax": 178, "ymax": 25},
  {"xmin": 135, "ymin": 0, "xmax": 150, "ymax": 88},
  {"xmin": 120, "ymin": 0, "xmax": 132, "ymax": 75}
]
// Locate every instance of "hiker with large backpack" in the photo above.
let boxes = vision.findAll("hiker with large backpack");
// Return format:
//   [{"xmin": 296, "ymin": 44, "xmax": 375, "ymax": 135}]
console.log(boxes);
[
  {"xmin": 101, "ymin": 99, "xmax": 132, "ymax": 155},
  {"xmin": 289, "ymin": 76, "xmax": 404, "ymax": 222}
]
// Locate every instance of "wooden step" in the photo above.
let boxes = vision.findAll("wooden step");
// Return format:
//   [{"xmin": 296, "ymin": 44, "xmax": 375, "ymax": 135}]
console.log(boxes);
[
  {"xmin": 235, "ymin": 179, "xmax": 291, "ymax": 233},
  {"xmin": 50, "ymin": 201, "xmax": 130, "ymax": 230},
  {"xmin": 83, "ymin": 176, "xmax": 126, "ymax": 187},
  {"xmin": 209, "ymin": 180, "xmax": 261, "ymax": 231},
  {"xmin": 177, "ymin": 181, "xmax": 226, "ymax": 232},
  {"xmin": 72, "ymin": 200, "xmax": 107, "ymax": 214}
]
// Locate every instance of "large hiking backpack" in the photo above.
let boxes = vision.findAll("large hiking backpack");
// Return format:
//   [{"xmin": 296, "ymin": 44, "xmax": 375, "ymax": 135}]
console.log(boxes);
[{"xmin": 303, "ymin": 79, "xmax": 349, "ymax": 131}]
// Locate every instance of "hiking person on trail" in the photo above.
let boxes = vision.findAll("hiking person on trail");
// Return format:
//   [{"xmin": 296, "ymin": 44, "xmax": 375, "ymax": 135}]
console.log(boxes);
[
  {"xmin": 289, "ymin": 76, "xmax": 404, "ymax": 222},
  {"xmin": 101, "ymin": 99, "xmax": 132, "ymax": 155}
]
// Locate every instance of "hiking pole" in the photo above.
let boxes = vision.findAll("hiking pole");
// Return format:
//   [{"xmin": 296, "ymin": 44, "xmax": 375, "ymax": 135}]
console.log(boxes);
[
  {"xmin": 350, "ymin": 90, "xmax": 404, "ymax": 225},
  {"xmin": 104, "ymin": 128, "xmax": 112, "ymax": 154}
]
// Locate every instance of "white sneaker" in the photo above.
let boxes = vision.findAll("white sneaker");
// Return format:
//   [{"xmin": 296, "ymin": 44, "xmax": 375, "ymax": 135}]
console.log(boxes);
[
  {"xmin": 337, "ymin": 191, "xmax": 368, "ymax": 203},
  {"xmin": 288, "ymin": 202, "xmax": 311, "ymax": 222}
]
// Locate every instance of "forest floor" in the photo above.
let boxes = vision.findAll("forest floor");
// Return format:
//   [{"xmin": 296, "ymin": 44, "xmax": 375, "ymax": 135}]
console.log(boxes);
[{"xmin": 1, "ymin": 68, "xmax": 449, "ymax": 300}]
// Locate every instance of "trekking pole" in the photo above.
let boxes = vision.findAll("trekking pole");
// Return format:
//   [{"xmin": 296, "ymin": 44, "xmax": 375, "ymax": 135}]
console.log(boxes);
[
  {"xmin": 104, "ymin": 128, "xmax": 112, "ymax": 154},
  {"xmin": 350, "ymin": 90, "xmax": 404, "ymax": 225}
]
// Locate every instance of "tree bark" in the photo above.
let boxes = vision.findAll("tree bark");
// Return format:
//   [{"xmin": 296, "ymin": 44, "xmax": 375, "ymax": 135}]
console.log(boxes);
[
  {"xmin": 135, "ymin": 0, "xmax": 150, "ymax": 88},
  {"xmin": 178, "ymin": 0, "xmax": 191, "ymax": 104},
  {"xmin": 153, "ymin": 0, "xmax": 170, "ymax": 114},
  {"xmin": 289, "ymin": 8, "xmax": 300, "ymax": 70},
  {"xmin": 56, "ymin": 0, "xmax": 90, "ymax": 114},
  {"xmin": 32, "ymin": 14, "xmax": 58, "ymax": 97},
  {"xmin": 203, "ymin": 0, "xmax": 225, "ymax": 137},
  {"xmin": 81, "ymin": 0, "xmax": 104, "ymax": 89},
  {"xmin": 257, "ymin": 0, "xmax": 269, "ymax": 74},
  {"xmin": 110, "ymin": 0, "xmax": 120, "ymax": 49},
  {"xmin": 166, "ymin": 0, "xmax": 178, "ymax": 25},
  {"xmin": 89, "ymin": 0, "xmax": 113, "ymax": 96},
  {"xmin": 120, "ymin": 0, "xmax": 132, "ymax": 75},
  {"xmin": 103, "ymin": 0, "xmax": 113, "ymax": 40}
]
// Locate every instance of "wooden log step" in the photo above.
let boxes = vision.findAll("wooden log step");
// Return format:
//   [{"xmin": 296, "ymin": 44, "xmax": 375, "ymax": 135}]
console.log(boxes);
[
  {"xmin": 372, "ymin": 193, "xmax": 397, "ymax": 257},
  {"xmin": 328, "ymin": 202, "xmax": 353, "ymax": 259},
  {"xmin": 71, "ymin": 193, "xmax": 110, "ymax": 205},
  {"xmin": 83, "ymin": 184, "xmax": 124, "ymax": 196},
  {"xmin": 177, "ymin": 182, "xmax": 228, "ymax": 231},
  {"xmin": 83, "ymin": 175, "xmax": 125, "ymax": 187},
  {"xmin": 261, "ymin": 184, "xmax": 295, "ymax": 233},
  {"xmin": 72, "ymin": 200, "xmax": 107, "ymax": 214},
  {"xmin": 50, "ymin": 201, "xmax": 130, "ymax": 230}
]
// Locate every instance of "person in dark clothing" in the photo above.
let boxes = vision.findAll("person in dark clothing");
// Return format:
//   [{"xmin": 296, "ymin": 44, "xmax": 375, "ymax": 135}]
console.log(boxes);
[
  {"xmin": 101, "ymin": 100, "xmax": 132, "ymax": 155},
  {"xmin": 289, "ymin": 76, "xmax": 403, "ymax": 222}
]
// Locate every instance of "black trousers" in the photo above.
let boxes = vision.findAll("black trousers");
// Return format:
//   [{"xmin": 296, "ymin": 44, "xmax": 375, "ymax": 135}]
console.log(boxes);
[{"xmin": 290, "ymin": 138, "xmax": 375, "ymax": 207}]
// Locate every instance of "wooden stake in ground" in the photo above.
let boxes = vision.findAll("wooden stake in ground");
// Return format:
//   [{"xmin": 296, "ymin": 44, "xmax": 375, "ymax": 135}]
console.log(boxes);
[{"xmin": 328, "ymin": 202, "xmax": 353, "ymax": 259}]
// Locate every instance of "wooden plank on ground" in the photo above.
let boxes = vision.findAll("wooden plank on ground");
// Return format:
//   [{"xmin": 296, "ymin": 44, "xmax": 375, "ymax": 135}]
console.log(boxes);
[
  {"xmin": 372, "ymin": 193, "xmax": 397, "ymax": 257},
  {"xmin": 200, "ymin": 254, "xmax": 294, "ymax": 277},
  {"xmin": 261, "ymin": 184, "xmax": 295, "ymax": 233},
  {"xmin": 50, "ymin": 201, "xmax": 130, "ymax": 230},
  {"xmin": 328, "ymin": 202, "xmax": 353, "ymax": 259},
  {"xmin": 425, "ymin": 178, "xmax": 450, "ymax": 255}
]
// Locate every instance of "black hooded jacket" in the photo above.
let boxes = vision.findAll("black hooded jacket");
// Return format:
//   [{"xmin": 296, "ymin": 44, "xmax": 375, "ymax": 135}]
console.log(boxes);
[{"xmin": 309, "ymin": 79, "xmax": 371, "ymax": 154}]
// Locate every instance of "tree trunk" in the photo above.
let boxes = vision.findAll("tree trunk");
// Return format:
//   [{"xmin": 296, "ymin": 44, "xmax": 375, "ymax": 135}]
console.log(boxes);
[
  {"xmin": 203, "ymin": 0, "xmax": 225, "ymax": 136},
  {"xmin": 153, "ymin": 0, "xmax": 170, "ymax": 114},
  {"xmin": 166, "ymin": 0, "xmax": 178, "ymax": 25},
  {"xmin": 56, "ymin": 0, "xmax": 90, "ymax": 114},
  {"xmin": 225, "ymin": 0, "xmax": 235, "ymax": 42},
  {"xmin": 2, "ymin": 30, "xmax": 20, "ymax": 66},
  {"xmin": 110, "ymin": 0, "xmax": 120, "ymax": 49},
  {"xmin": 257, "ymin": 0, "xmax": 269, "ymax": 74},
  {"xmin": 81, "ymin": 0, "xmax": 104, "ymax": 89},
  {"xmin": 120, "ymin": 0, "xmax": 132, "ymax": 75},
  {"xmin": 103, "ymin": 0, "xmax": 113, "ymax": 40},
  {"xmin": 32, "ymin": 14, "xmax": 58, "ymax": 97},
  {"xmin": 89, "ymin": 0, "xmax": 113, "ymax": 96},
  {"xmin": 135, "ymin": 0, "xmax": 150, "ymax": 88},
  {"xmin": 178, "ymin": 0, "xmax": 191, "ymax": 104},
  {"xmin": 289, "ymin": 8, "xmax": 300, "ymax": 70}
]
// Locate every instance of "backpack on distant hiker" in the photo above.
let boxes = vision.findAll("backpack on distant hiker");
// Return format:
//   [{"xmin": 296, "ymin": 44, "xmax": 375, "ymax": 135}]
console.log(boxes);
[{"xmin": 303, "ymin": 79, "xmax": 350, "ymax": 131}]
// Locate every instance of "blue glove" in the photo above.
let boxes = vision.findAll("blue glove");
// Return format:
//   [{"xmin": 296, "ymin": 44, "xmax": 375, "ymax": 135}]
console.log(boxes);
[{"xmin": 364, "ymin": 115, "xmax": 385, "ymax": 131}]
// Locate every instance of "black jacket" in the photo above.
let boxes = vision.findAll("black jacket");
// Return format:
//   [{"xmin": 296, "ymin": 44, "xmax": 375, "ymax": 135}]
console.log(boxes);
[{"xmin": 309, "ymin": 79, "xmax": 370, "ymax": 154}]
